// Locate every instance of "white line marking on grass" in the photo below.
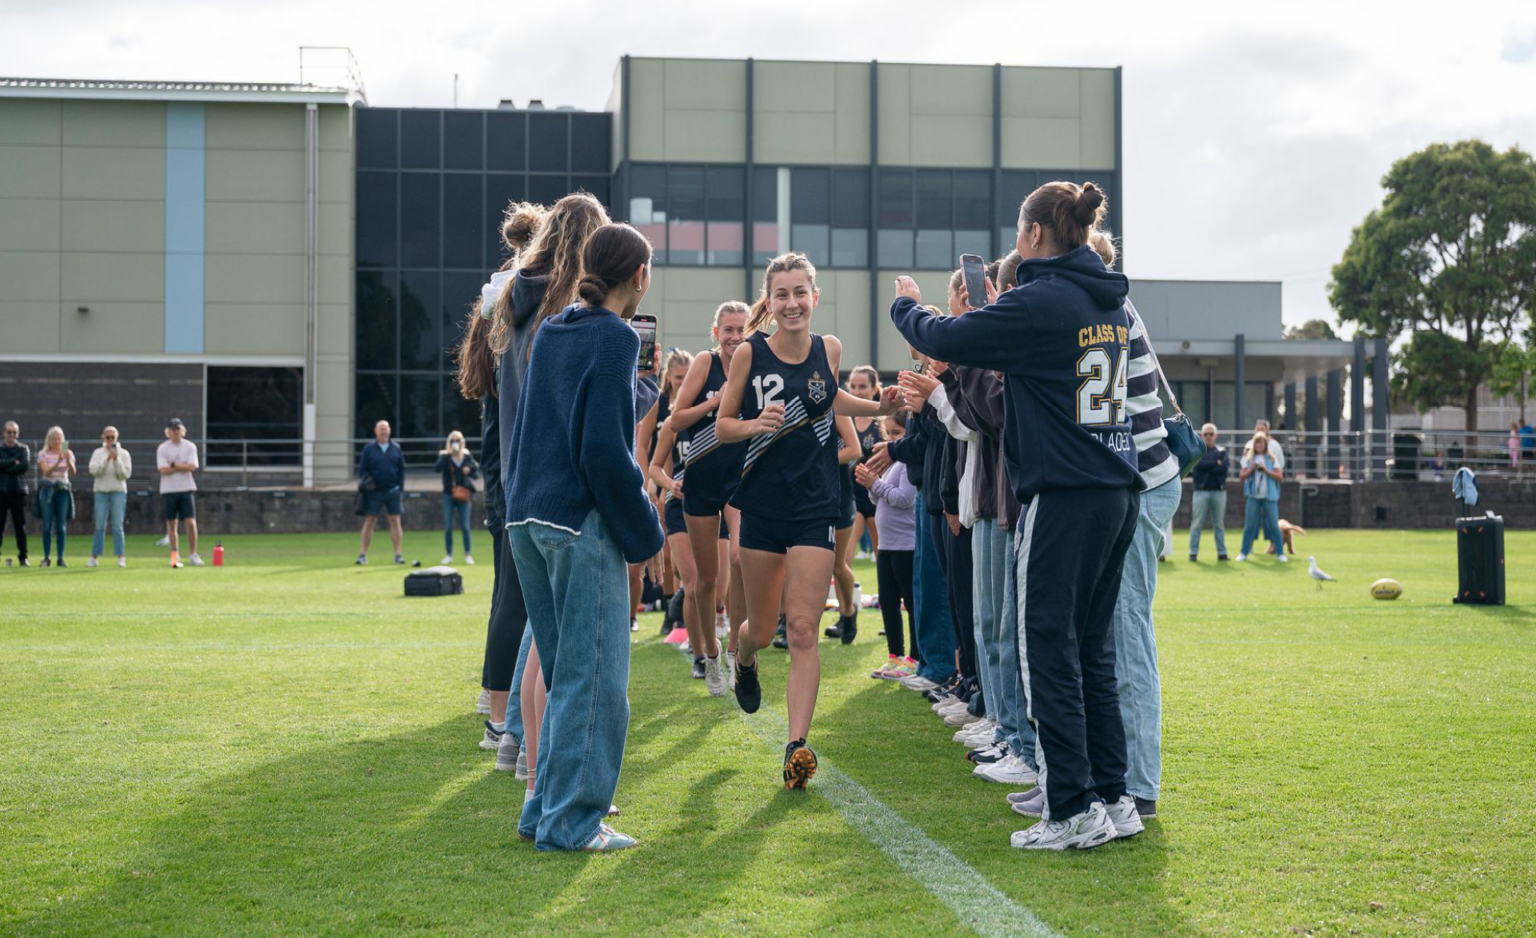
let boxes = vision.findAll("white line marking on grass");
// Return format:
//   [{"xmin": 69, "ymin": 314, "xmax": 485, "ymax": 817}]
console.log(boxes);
[{"xmin": 740, "ymin": 708, "xmax": 1061, "ymax": 938}]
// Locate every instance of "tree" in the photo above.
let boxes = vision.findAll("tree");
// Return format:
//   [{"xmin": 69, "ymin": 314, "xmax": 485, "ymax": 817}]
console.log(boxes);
[
  {"xmin": 1329, "ymin": 140, "xmax": 1536, "ymax": 441},
  {"xmin": 1488, "ymin": 336, "xmax": 1534, "ymax": 423},
  {"xmin": 1284, "ymin": 319, "xmax": 1339, "ymax": 340}
]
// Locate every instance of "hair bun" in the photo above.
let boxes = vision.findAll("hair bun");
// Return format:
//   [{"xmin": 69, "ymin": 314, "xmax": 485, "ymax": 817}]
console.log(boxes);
[
  {"xmin": 502, "ymin": 202, "xmax": 545, "ymax": 251},
  {"xmin": 1073, "ymin": 183, "xmax": 1105, "ymax": 224},
  {"xmin": 576, "ymin": 273, "xmax": 609, "ymax": 305}
]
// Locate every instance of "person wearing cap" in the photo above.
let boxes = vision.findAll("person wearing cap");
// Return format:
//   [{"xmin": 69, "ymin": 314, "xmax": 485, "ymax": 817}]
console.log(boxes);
[{"xmin": 157, "ymin": 418, "xmax": 202, "ymax": 566}]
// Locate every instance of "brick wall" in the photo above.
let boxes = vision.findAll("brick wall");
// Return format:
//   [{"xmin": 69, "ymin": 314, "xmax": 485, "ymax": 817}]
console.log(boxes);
[{"xmin": 0, "ymin": 362, "xmax": 204, "ymax": 449}]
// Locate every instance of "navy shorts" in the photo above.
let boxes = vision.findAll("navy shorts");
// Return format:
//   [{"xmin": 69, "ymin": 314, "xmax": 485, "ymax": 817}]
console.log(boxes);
[
  {"xmin": 365, "ymin": 487, "xmax": 403, "ymax": 517},
  {"xmin": 853, "ymin": 483, "xmax": 876, "ymax": 520},
  {"xmin": 682, "ymin": 486, "xmax": 734, "ymax": 519},
  {"xmin": 664, "ymin": 498, "xmax": 688, "ymax": 537},
  {"xmin": 739, "ymin": 513, "xmax": 837, "ymax": 555},
  {"xmin": 837, "ymin": 485, "xmax": 856, "ymax": 530},
  {"xmin": 162, "ymin": 491, "xmax": 196, "ymax": 521}
]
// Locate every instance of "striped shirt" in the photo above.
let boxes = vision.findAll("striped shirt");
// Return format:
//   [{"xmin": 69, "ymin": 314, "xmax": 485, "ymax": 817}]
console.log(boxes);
[{"xmin": 1124, "ymin": 299, "xmax": 1179, "ymax": 490}]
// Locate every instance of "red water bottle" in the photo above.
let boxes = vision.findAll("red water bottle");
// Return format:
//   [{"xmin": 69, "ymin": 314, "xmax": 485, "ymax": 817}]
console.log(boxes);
[{"xmin": 213, "ymin": 542, "xmax": 224, "ymax": 567}]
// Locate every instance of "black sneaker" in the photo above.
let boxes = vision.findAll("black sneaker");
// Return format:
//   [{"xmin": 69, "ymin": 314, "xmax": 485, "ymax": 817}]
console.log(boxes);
[
  {"xmin": 1217, "ymin": 554, "xmax": 1230, "ymax": 562},
  {"xmin": 968, "ymin": 745, "xmax": 1007, "ymax": 765},
  {"xmin": 1135, "ymin": 797, "xmax": 1157, "ymax": 819},
  {"xmin": 772, "ymin": 614, "xmax": 788, "ymax": 650},
  {"xmin": 824, "ymin": 621, "xmax": 842, "ymax": 639},
  {"xmin": 691, "ymin": 656, "xmax": 706, "ymax": 680},
  {"xmin": 1188, "ymin": 554, "xmax": 1198, "ymax": 562},
  {"xmin": 55, "ymin": 559, "xmax": 67, "ymax": 568},
  {"xmin": 783, "ymin": 739, "xmax": 818, "ymax": 790},
  {"xmin": 839, "ymin": 613, "xmax": 858, "ymax": 645},
  {"xmin": 733, "ymin": 656, "xmax": 762, "ymax": 713},
  {"xmin": 40, "ymin": 557, "xmax": 50, "ymax": 568},
  {"xmin": 663, "ymin": 587, "xmax": 686, "ymax": 635}
]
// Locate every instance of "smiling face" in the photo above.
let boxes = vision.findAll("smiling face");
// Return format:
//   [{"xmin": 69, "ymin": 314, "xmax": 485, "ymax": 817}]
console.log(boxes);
[
  {"xmin": 666, "ymin": 361, "xmax": 689, "ymax": 391},
  {"xmin": 767, "ymin": 270, "xmax": 818, "ymax": 333},
  {"xmin": 847, "ymin": 371, "xmax": 875, "ymax": 401},
  {"xmin": 714, "ymin": 312, "xmax": 747, "ymax": 361}
]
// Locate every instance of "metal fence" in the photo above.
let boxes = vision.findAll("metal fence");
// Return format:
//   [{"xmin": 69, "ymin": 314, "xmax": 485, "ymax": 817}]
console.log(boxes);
[{"xmin": 1207, "ymin": 428, "xmax": 1534, "ymax": 482}]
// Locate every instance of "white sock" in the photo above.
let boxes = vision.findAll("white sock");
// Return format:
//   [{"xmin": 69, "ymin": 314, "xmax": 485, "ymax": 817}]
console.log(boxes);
[
  {"xmin": 492, "ymin": 721, "xmax": 506, "ymax": 733},
  {"xmin": 523, "ymin": 788, "xmax": 534, "ymax": 803}
]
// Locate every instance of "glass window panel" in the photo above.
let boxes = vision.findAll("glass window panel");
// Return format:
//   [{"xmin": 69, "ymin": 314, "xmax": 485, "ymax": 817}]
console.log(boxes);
[
  {"xmin": 355, "ymin": 374, "xmax": 396, "ymax": 439},
  {"xmin": 832, "ymin": 169, "xmax": 870, "ymax": 227},
  {"xmin": 667, "ymin": 166, "xmax": 705, "ymax": 265},
  {"xmin": 790, "ymin": 224, "xmax": 829, "ymax": 266},
  {"xmin": 915, "ymin": 170, "xmax": 952, "ymax": 230},
  {"xmin": 444, "ymin": 373, "xmax": 483, "ymax": 441},
  {"xmin": 999, "ymin": 227, "xmax": 1016, "ymax": 253},
  {"xmin": 570, "ymin": 115, "xmax": 610, "ymax": 173},
  {"xmin": 528, "ymin": 113, "xmax": 569, "ymax": 172},
  {"xmin": 399, "ymin": 174, "xmax": 441, "ymax": 268},
  {"xmin": 956, "ymin": 229, "xmax": 991, "ymax": 261},
  {"xmin": 707, "ymin": 166, "xmax": 744, "ymax": 221},
  {"xmin": 1245, "ymin": 382, "xmax": 1271, "ymax": 428},
  {"xmin": 206, "ymin": 367, "xmax": 302, "ymax": 465},
  {"xmin": 528, "ymin": 174, "xmax": 569, "ymax": 207},
  {"xmin": 442, "ymin": 271, "xmax": 485, "ymax": 371},
  {"xmin": 355, "ymin": 271, "xmax": 397, "ymax": 371},
  {"xmin": 1178, "ymin": 381, "xmax": 1210, "ymax": 424},
  {"xmin": 572, "ymin": 174, "xmax": 610, "ymax": 209},
  {"xmin": 831, "ymin": 228, "xmax": 867, "ymax": 267},
  {"xmin": 356, "ymin": 109, "xmax": 397, "ymax": 169},
  {"xmin": 752, "ymin": 166, "xmax": 777, "ymax": 222},
  {"xmin": 954, "ymin": 170, "xmax": 991, "ymax": 231},
  {"xmin": 915, "ymin": 229, "xmax": 953, "ymax": 269},
  {"xmin": 443, "ymin": 111, "xmax": 483, "ymax": 170},
  {"xmin": 485, "ymin": 173, "xmax": 527, "ymax": 268},
  {"xmin": 707, "ymin": 222, "xmax": 743, "ymax": 266},
  {"xmin": 878, "ymin": 169, "xmax": 913, "ymax": 228},
  {"xmin": 400, "ymin": 110, "xmax": 441, "ymax": 169},
  {"xmin": 486, "ymin": 112, "xmax": 526, "ymax": 171},
  {"xmin": 442, "ymin": 173, "xmax": 483, "ymax": 270},
  {"xmin": 355, "ymin": 171, "xmax": 397, "ymax": 268},
  {"xmin": 399, "ymin": 374, "xmax": 442, "ymax": 440},
  {"xmin": 999, "ymin": 170, "xmax": 1035, "ymax": 225},
  {"xmin": 790, "ymin": 167, "xmax": 829, "ymax": 225},
  {"xmin": 629, "ymin": 164, "xmax": 667, "ymax": 262},
  {"xmin": 878, "ymin": 229, "xmax": 913, "ymax": 268},
  {"xmin": 399, "ymin": 271, "xmax": 441, "ymax": 370},
  {"xmin": 752, "ymin": 224, "xmax": 778, "ymax": 265},
  {"xmin": 1212, "ymin": 382, "xmax": 1236, "ymax": 432}
]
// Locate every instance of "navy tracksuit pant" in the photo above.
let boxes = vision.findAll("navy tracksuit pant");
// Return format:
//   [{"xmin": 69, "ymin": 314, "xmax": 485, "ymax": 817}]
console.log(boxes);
[{"xmin": 1015, "ymin": 485, "xmax": 1139, "ymax": 821}]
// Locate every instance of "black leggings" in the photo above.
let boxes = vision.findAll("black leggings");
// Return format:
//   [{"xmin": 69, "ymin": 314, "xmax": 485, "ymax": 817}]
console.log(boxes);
[
  {"xmin": 480, "ymin": 526, "xmax": 529, "ymax": 690},
  {"xmin": 875, "ymin": 549, "xmax": 916, "ymax": 657},
  {"xmin": 930, "ymin": 512, "xmax": 977, "ymax": 681}
]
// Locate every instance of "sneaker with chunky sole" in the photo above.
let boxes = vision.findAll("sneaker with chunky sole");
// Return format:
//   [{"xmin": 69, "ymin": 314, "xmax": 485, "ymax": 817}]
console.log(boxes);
[
  {"xmin": 733, "ymin": 656, "xmax": 762, "ymax": 713},
  {"xmin": 968, "ymin": 744, "xmax": 1006, "ymax": 765},
  {"xmin": 976, "ymin": 755, "xmax": 1038, "ymax": 786},
  {"xmin": 582, "ymin": 823, "xmax": 639, "ymax": 852},
  {"xmin": 515, "ymin": 746, "xmax": 529, "ymax": 781},
  {"xmin": 1008, "ymin": 786, "xmax": 1045, "ymax": 818},
  {"xmin": 495, "ymin": 732, "xmax": 521, "ymax": 772},
  {"xmin": 479, "ymin": 721, "xmax": 503, "ymax": 751},
  {"xmin": 783, "ymin": 741, "xmax": 818, "ymax": 790},
  {"xmin": 1104, "ymin": 795, "xmax": 1144, "ymax": 840},
  {"xmin": 703, "ymin": 654, "xmax": 727, "ymax": 697},
  {"xmin": 899, "ymin": 674, "xmax": 938, "ymax": 692},
  {"xmin": 1011, "ymin": 802, "xmax": 1116, "ymax": 851}
]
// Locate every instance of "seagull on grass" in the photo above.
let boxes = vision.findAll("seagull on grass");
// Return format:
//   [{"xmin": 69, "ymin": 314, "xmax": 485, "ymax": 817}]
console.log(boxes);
[{"xmin": 1308, "ymin": 556, "xmax": 1334, "ymax": 590}]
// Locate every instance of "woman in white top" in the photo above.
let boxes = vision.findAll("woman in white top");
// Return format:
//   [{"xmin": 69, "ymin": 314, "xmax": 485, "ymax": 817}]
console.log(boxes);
[{"xmin": 88, "ymin": 426, "xmax": 132, "ymax": 567}]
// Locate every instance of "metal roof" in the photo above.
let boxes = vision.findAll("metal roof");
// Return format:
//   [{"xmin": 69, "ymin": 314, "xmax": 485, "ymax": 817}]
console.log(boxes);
[{"xmin": 0, "ymin": 76, "xmax": 359, "ymax": 105}]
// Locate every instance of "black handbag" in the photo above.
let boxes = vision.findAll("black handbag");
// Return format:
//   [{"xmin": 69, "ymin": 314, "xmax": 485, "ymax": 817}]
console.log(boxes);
[{"xmin": 1129, "ymin": 305, "xmax": 1206, "ymax": 478}]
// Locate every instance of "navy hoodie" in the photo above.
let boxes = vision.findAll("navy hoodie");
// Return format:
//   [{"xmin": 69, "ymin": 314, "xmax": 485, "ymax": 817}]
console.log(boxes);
[{"xmin": 891, "ymin": 244, "xmax": 1141, "ymax": 502}]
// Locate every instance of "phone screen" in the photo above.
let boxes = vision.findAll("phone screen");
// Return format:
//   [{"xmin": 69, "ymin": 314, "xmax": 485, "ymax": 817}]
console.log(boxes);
[
  {"xmin": 632, "ymin": 315, "xmax": 658, "ymax": 372},
  {"xmin": 960, "ymin": 254, "xmax": 987, "ymax": 310}
]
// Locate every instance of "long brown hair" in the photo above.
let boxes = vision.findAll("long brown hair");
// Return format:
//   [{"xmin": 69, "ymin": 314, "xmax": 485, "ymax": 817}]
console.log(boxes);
[
  {"xmin": 490, "ymin": 192, "xmax": 610, "ymax": 356},
  {"xmin": 746, "ymin": 252, "xmax": 818, "ymax": 333},
  {"xmin": 455, "ymin": 304, "xmax": 497, "ymax": 400}
]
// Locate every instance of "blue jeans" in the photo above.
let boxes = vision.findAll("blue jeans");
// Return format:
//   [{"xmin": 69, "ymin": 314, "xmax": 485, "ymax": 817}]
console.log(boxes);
[
  {"xmin": 1188, "ymin": 489, "xmax": 1227, "ymax": 558},
  {"xmin": 504, "ymin": 620, "xmax": 533, "ymax": 744},
  {"xmin": 92, "ymin": 491, "xmax": 126, "ymax": 557},
  {"xmin": 442, "ymin": 494, "xmax": 472, "ymax": 556},
  {"xmin": 911, "ymin": 490, "xmax": 956, "ymax": 683},
  {"xmin": 971, "ymin": 520, "xmax": 1006, "ymax": 719},
  {"xmin": 510, "ymin": 510, "xmax": 632, "ymax": 851},
  {"xmin": 998, "ymin": 527, "xmax": 1037, "ymax": 766},
  {"xmin": 1112, "ymin": 476, "xmax": 1181, "ymax": 801},
  {"xmin": 40, "ymin": 487, "xmax": 69, "ymax": 560},
  {"xmin": 1241, "ymin": 496, "xmax": 1282, "ymax": 556}
]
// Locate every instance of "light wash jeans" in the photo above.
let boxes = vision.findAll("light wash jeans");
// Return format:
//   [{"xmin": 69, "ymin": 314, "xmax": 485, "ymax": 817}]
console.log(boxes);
[
  {"xmin": 510, "ymin": 509, "xmax": 632, "ymax": 851},
  {"xmin": 504, "ymin": 618, "xmax": 534, "ymax": 744},
  {"xmin": 912, "ymin": 490, "xmax": 956, "ymax": 683},
  {"xmin": 1188, "ymin": 489, "xmax": 1227, "ymax": 558},
  {"xmin": 971, "ymin": 519, "xmax": 1003, "ymax": 722},
  {"xmin": 1112, "ymin": 475, "xmax": 1182, "ymax": 802},
  {"xmin": 1240, "ymin": 496, "xmax": 1282, "ymax": 557},
  {"xmin": 92, "ymin": 491, "xmax": 126, "ymax": 557},
  {"xmin": 998, "ymin": 527, "xmax": 1037, "ymax": 766},
  {"xmin": 442, "ymin": 494, "xmax": 471, "ymax": 556}
]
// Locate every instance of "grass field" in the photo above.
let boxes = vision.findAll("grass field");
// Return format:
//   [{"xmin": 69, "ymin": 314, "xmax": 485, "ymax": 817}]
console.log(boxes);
[{"xmin": 2, "ymin": 528, "xmax": 1534, "ymax": 937}]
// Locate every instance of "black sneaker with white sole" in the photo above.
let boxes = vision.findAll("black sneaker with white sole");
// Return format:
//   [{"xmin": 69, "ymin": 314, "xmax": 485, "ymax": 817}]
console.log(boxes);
[
  {"xmin": 691, "ymin": 656, "xmax": 707, "ymax": 680},
  {"xmin": 733, "ymin": 656, "xmax": 762, "ymax": 713}
]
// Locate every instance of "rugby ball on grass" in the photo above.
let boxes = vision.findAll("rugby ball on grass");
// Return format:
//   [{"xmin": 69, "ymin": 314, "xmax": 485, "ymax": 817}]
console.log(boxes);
[{"xmin": 1370, "ymin": 578, "xmax": 1403, "ymax": 600}]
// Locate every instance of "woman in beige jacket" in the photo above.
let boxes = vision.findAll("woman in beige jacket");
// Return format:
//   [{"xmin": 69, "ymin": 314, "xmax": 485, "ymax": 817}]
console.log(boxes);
[{"xmin": 88, "ymin": 426, "xmax": 132, "ymax": 567}]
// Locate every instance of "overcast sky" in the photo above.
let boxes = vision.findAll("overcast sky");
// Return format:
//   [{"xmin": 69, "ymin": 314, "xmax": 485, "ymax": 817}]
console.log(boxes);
[{"xmin": 6, "ymin": 0, "xmax": 1534, "ymax": 332}]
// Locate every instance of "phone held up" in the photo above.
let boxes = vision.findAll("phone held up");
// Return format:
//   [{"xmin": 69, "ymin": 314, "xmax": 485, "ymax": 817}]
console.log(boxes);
[
  {"xmin": 631, "ymin": 314, "xmax": 658, "ymax": 373},
  {"xmin": 959, "ymin": 253, "xmax": 988, "ymax": 311}
]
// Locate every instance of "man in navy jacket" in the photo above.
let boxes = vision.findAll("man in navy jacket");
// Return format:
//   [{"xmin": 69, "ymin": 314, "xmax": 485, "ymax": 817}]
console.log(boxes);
[{"xmin": 357, "ymin": 419, "xmax": 407, "ymax": 565}]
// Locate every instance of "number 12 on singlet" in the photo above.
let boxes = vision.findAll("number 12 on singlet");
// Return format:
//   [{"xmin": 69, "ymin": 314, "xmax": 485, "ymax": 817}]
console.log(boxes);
[
  {"xmin": 1076, "ymin": 347, "xmax": 1128, "ymax": 426},
  {"xmin": 752, "ymin": 374, "xmax": 784, "ymax": 410}
]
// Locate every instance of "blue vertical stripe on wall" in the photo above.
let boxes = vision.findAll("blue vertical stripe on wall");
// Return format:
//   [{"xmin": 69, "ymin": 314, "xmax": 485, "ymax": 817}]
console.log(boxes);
[{"xmin": 164, "ymin": 103, "xmax": 205, "ymax": 353}]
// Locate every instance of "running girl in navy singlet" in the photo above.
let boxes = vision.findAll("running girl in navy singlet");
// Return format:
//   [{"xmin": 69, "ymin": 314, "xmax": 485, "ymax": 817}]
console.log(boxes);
[{"xmin": 714, "ymin": 252, "xmax": 902, "ymax": 789}]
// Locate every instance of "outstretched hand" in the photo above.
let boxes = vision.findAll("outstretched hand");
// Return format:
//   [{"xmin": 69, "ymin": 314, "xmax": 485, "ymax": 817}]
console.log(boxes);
[
  {"xmin": 894, "ymin": 276, "xmax": 922, "ymax": 304},
  {"xmin": 899, "ymin": 369, "xmax": 941, "ymax": 404},
  {"xmin": 866, "ymin": 441, "xmax": 893, "ymax": 476}
]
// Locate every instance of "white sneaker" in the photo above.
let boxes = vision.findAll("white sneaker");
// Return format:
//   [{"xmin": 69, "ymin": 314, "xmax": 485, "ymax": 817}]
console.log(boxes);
[
  {"xmin": 951, "ymin": 720, "xmax": 987, "ymax": 742},
  {"xmin": 962, "ymin": 726, "xmax": 999, "ymax": 749},
  {"xmin": 944, "ymin": 708, "xmax": 981, "ymax": 728},
  {"xmin": 1235, "ymin": 553, "xmax": 1248, "ymax": 562},
  {"xmin": 441, "ymin": 555, "xmax": 453, "ymax": 565},
  {"xmin": 933, "ymin": 696, "xmax": 966, "ymax": 714},
  {"xmin": 1276, "ymin": 553, "xmax": 1288, "ymax": 564},
  {"xmin": 155, "ymin": 536, "xmax": 170, "ymax": 548},
  {"xmin": 515, "ymin": 746, "xmax": 529, "ymax": 781},
  {"xmin": 678, "ymin": 641, "xmax": 692, "ymax": 656},
  {"xmin": 479, "ymin": 725, "xmax": 502, "ymax": 751},
  {"xmin": 187, "ymin": 553, "xmax": 204, "ymax": 566},
  {"xmin": 465, "ymin": 554, "xmax": 475, "ymax": 565},
  {"xmin": 476, "ymin": 689, "xmax": 491, "ymax": 715},
  {"xmin": 495, "ymin": 731, "xmax": 521, "ymax": 772},
  {"xmin": 724, "ymin": 650, "xmax": 736, "ymax": 689},
  {"xmin": 117, "ymin": 557, "xmax": 126, "ymax": 568},
  {"xmin": 899, "ymin": 675, "xmax": 938, "ymax": 692},
  {"xmin": 1009, "ymin": 786, "xmax": 1046, "ymax": 818},
  {"xmin": 1103, "ymin": 795, "xmax": 1144, "ymax": 840},
  {"xmin": 977, "ymin": 755, "xmax": 1038, "ymax": 785},
  {"xmin": 703, "ymin": 654, "xmax": 727, "ymax": 697},
  {"xmin": 86, "ymin": 558, "xmax": 98, "ymax": 568},
  {"xmin": 1011, "ymin": 801, "xmax": 1116, "ymax": 851}
]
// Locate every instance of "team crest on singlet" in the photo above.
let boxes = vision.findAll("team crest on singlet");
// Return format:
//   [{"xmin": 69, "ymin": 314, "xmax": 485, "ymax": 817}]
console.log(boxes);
[{"xmin": 807, "ymin": 370, "xmax": 827, "ymax": 404}]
